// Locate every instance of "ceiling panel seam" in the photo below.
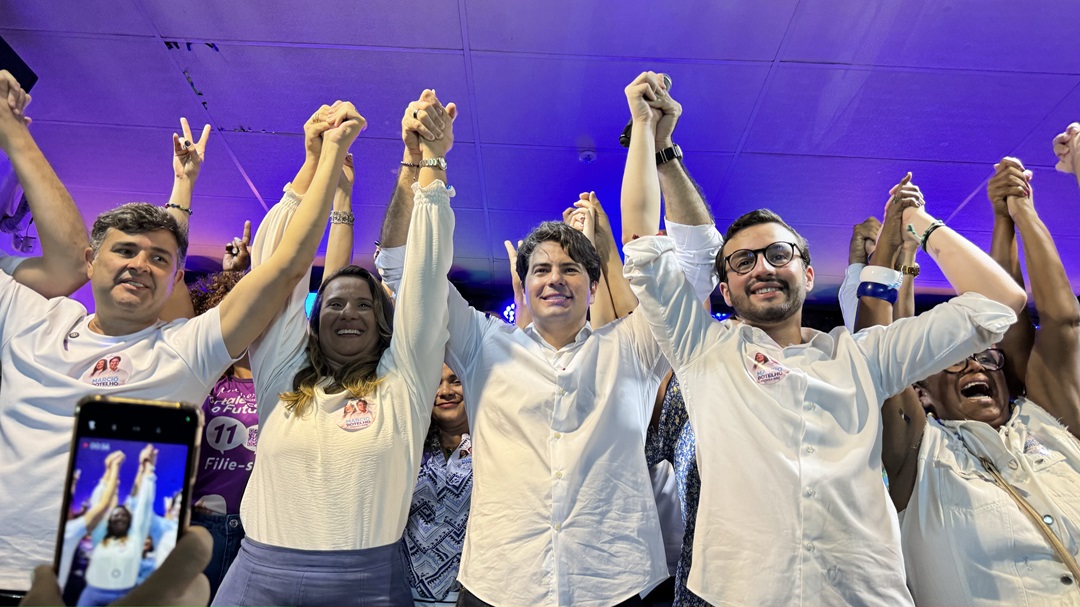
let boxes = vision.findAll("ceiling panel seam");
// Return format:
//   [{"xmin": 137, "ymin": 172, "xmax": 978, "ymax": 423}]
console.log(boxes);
[
  {"xmin": 458, "ymin": 0, "xmax": 494, "ymax": 272},
  {"xmin": 946, "ymin": 78, "xmax": 1080, "ymax": 225},
  {"xmin": 126, "ymin": 0, "xmax": 269, "ymax": 212}
]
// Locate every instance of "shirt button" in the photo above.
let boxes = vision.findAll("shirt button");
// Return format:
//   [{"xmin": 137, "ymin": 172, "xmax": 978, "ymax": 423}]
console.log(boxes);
[
  {"xmin": 554, "ymin": 523, "xmax": 561, "ymax": 531},
  {"xmin": 557, "ymin": 388, "xmax": 566, "ymax": 396},
  {"xmin": 1008, "ymin": 460, "xmax": 1019, "ymax": 470},
  {"xmin": 555, "ymin": 471, "xmax": 563, "ymax": 479},
  {"xmin": 805, "ymin": 488, "xmax": 815, "ymax": 497},
  {"xmin": 804, "ymin": 402, "xmax": 817, "ymax": 411},
  {"xmin": 553, "ymin": 432, "xmax": 562, "ymax": 439},
  {"xmin": 1044, "ymin": 515, "xmax": 1055, "ymax": 525},
  {"xmin": 1062, "ymin": 575, "xmax": 1074, "ymax": 585},
  {"xmin": 806, "ymin": 445, "xmax": 815, "ymax": 454},
  {"xmin": 805, "ymin": 543, "xmax": 814, "ymax": 552}
]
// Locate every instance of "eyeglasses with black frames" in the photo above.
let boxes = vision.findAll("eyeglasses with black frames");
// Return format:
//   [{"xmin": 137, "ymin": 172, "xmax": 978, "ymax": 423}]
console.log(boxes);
[
  {"xmin": 724, "ymin": 241, "xmax": 805, "ymax": 276},
  {"xmin": 943, "ymin": 347, "xmax": 1005, "ymax": 374}
]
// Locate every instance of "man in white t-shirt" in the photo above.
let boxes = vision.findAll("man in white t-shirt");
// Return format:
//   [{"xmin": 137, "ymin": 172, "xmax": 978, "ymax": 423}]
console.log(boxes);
[{"xmin": 0, "ymin": 92, "xmax": 368, "ymax": 593}]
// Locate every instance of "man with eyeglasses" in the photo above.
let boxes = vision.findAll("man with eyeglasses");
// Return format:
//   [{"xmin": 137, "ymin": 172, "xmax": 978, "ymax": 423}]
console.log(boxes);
[{"xmin": 622, "ymin": 177, "xmax": 1027, "ymax": 606}]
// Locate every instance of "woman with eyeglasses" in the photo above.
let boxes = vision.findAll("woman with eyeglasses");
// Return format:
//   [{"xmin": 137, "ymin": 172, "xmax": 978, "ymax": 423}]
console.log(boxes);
[{"xmin": 853, "ymin": 152, "xmax": 1080, "ymax": 606}]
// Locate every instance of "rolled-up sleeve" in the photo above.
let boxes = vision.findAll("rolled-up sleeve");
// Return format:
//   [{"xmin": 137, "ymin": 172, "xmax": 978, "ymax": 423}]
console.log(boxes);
[
  {"xmin": 375, "ymin": 245, "xmax": 405, "ymax": 297},
  {"xmin": 856, "ymin": 292, "xmax": 1016, "ymax": 398},
  {"xmin": 838, "ymin": 262, "xmax": 865, "ymax": 333},
  {"xmin": 663, "ymin": 221, "xmax": 722, "ymax": 303}
]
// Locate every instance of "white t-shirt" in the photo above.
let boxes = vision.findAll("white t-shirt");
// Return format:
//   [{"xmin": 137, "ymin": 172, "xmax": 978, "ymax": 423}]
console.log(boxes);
[{"xmin": 0, "ymin": 270, "xmax": 235, "ymax": 590}]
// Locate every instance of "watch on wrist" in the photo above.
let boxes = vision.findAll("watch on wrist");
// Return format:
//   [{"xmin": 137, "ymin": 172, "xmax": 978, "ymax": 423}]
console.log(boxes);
[
  {"xmin": 420, "ymin": 157, "xmax": 447, "ymax": 171},
  {"xmin": 656, "ymin": 144, "xmax": 683, "ymax": 165},
  {"xmin": 898, "ymin": 263, "xmax": 920, "ymax": 277}
]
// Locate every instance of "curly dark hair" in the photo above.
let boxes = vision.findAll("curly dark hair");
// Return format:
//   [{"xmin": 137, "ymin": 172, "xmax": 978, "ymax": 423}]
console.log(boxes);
[{"xmin": 189, "ymin": 271, "xmax": 245, "ymax": 316}]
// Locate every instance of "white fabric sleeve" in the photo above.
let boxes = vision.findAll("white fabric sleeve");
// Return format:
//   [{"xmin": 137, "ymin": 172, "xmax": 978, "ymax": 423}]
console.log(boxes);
[
  {"xmin": 375, "ymin": 245, "xmax": 405, "ymax": 296},
  {"xmin": 0, "ymin": 267, "xmax": 50, "ymax": 349},
  {"xmin": 838, "ymin": 263, "xmax": 865, "ymax": 333},
  {"xmin": 161, "ymin": 308, "xmax": 237, "ymax": 391},
  {"xmin": 382, "ymin": 181, "xmax": 454, "ymax": 418},
  {"xmin": 854, "ymin": 292, "xmax": 1016, "ymax": 398},
  {"xmin": 623, "ymin": 235, "xmax": 727, "ymax": 372},
  {"xmin": 247, "ymin": 186, "xmax": 310, "ymax": 426},
  {"xmin": 663, "ymin": 220, "xmax": 723, "ymax": 303},
  {"xmin": 129, "ymin": 472, "xmax": 156, "ymax": 544},
  {"xmin": 0, "ymin": 252, "xmax": 28, "ymax": 275}
]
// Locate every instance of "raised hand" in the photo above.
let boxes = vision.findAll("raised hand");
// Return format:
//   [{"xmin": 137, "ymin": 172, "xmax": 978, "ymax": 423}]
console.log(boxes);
[
  {"xmin": 987, "ymin": 156, "xmax": 1032, "ymax": 217},
  {"xmin": 315, "ymin": 101, "xmax": 367, "ymax": 150},
  {"xmin": 402, "ymin": 89, "xmax": 447, "ymax": 159},
  {"xmin": 624, "ymin": 71, "xmax": 667, "ymax": 126},
  {"xmin": 849, "ymin": 217, "xmax": 881, "ymax": 265},
  {"xmin": 338, "ymin": 153, "xmax": 355, "ymax": 192},
  {"xmin": 172, "ymin": 117, "xmax": 212, "ymax": 181},
  {"xmin": 304, "ymin": 105, "xmax": 334, "ymax": 159},
  {"xmin": 223, "ymin": 220, "xmax": 252, "ymax": 272},
  {"xmin": 418, "ymin": 93, "xmax": 458, "ymax": 158},
  {"xmin": 1053, "ymin": 122, "xmax": 1080, "ymax": 176},
  {"xmin": 880, "ymin": 174, "xmax": 921, "ymax": 255},
  {"xmin": 0, "ymin": 70, "xmax": 31, "ymax": 148},
  {"xmin": 139, "ymin": 443, "xmax": 158, "ymax": 468},
  {"xmin": 653, "ymin": 79, "xmax": 681, "ymax": 149},
  {"xmin": 104, "ymin": 450, "xmax": 126, "ymax": 470}
]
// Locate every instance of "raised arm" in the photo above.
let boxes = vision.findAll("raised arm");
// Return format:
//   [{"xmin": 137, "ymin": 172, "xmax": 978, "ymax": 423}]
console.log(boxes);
[
  {"xmin": 503, "ymin": 239, "xmax": 531, "ymax": 328},
  {"xmin": 901, "ymin": 181, "xmax": 1027, "ymax": 314},
  {"xmin": 856, "ymin": 179, "xmax": 927, "ymax": 511},
  {"xmin": 653, "ymin": 87, "xmax": 712, "ymax": 227},
  {"xmin": 379, "ymin": 89, "xmax": 443, "ymax": 248},
  {"xmin": 0, "ymin": 70, "xmax": 89, "ymax": 297},
  {"xmin": 1053, "ymin": 122, "xmax": 1080, "ymax": 188},
  {"xmin": 621, "ymin": 72, "xmax": 664, "ymax": 244},
  {"xmin": 1000, "ymin": 156, "xmax": 1080, "ymax": 436},
  {"xmin": 218, "ymin": 101, "xmax": 365, "ymax": 357},
  {"xmin": 159, "ymin": 118, "xmax": 212, "ymax": 321},
  {"xmin": 323, "ymin": 154, "xmax": 355, "ymax": 282},
  {"xmin": 573, "ymin": 191, "xmax": 638, "ymax": 322},
  {"xmin": 83, "ymin": 451, "xmax": 124, "ymax": 531},
  {"xmin": 987, "ymin": 161, "xmax": 1035, "ymax": 395}
]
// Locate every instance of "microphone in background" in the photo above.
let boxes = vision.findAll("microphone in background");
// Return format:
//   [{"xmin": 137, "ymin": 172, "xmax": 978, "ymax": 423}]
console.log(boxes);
[{"xmin": 619, "ymin": 73, "xmax": 672, "ymax": 148}]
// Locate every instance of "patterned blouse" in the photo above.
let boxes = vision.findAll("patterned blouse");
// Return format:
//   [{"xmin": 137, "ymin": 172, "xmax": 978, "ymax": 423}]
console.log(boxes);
[
  {"xmin": 645, "ymin": 375, "xmax": 711, "ymax": 607},
  {"xmin": 401, "ymin": 431, "xmax": 473, "ymax": 604}
]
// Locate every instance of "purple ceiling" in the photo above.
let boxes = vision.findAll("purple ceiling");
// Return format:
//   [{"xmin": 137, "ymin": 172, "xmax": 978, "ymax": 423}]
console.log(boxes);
[{"xmin": 2, "ymin": 0, "xmax": 1079, "ymax": 303}]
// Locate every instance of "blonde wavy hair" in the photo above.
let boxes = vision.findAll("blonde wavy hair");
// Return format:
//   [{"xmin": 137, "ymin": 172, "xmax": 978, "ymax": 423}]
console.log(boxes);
[{"xmin": 280, "ymin": 266, "xmax": 395, "ymax": 416}]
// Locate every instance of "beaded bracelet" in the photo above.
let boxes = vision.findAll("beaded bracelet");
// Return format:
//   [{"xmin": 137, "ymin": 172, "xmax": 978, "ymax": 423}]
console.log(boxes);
[
  {"xmin": 856, "ymin": 281, "xmax": 898, "ymax": 304},
  {"xmin": 164, "ymin": 203, "xmax": 192, "ymax": 216},
  {"xmin": 921, "ymin": 220, "xmax": 945, "ymax": 254},
  {"xmin": 330, "ymin": 210, "xmax": 355, "ymax": 226}
]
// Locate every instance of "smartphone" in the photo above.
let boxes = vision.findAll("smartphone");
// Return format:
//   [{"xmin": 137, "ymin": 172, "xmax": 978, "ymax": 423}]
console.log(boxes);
[{"xmin": 53, "ymin": 396, "xmax": 202, "ymax": 606}]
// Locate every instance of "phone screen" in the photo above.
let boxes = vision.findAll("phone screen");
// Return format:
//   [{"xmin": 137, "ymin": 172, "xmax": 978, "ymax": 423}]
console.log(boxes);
[{"xmin": 55, "ymin": 400, "xmax": 199, "ymax": 606}]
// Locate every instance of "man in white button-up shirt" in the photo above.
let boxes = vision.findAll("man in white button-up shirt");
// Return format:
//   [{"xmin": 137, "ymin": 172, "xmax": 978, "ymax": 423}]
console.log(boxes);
[
  {"xmin": 376, "ymin": 83, "xmax": 721, "ymax": 606},
  {"xmin": 624, "ymin": 186, "xmax": 1027, "ymax": 604}
]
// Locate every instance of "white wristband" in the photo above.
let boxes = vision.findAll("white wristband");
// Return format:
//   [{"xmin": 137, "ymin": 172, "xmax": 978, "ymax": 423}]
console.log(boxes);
[{"xmin": 859, "ymin": 265, "xmax": 902, "ymax": 289}]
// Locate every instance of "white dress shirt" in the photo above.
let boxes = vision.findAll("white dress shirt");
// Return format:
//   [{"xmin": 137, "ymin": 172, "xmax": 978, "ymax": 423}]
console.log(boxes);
[
  {"xmin": 378, "ymin": 222, "xmax": 721, "ymax": 607},
  {"xmin": 624, "ymin": 234, "xmax": 1016, "ymax": 606},
  {"xmin": 901, "ymin": 398, "xmax": 1080, "ymax": 606}
]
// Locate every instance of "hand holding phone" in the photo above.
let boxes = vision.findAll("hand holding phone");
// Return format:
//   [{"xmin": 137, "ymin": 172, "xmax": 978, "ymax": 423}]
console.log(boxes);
[{"xmin": 51, "ymin": 397, "xmax": 201, "ymax": 606}]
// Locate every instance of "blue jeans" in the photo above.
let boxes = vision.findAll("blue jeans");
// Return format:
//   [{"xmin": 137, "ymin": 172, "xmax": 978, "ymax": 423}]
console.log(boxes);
[{"xmin": 191, "ymin": 510, "xmax": 245, "ymax": 602}]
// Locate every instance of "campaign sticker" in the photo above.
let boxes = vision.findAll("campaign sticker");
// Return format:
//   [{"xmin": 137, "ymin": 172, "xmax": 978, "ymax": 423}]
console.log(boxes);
[
  {"xmin": 337, "ymin": 399, "xmax": 375, "ymax": 431},
  {"xmin": 79, "ymin": 354, "xmax": 133, "ymax": 387},
  {"xmin": 744, "ymin": 351, "xmax": 790, "ymax": 385}
]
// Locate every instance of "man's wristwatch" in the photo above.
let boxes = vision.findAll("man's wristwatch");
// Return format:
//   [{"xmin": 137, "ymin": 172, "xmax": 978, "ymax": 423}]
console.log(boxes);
[
  {"xmin": 656, "ymin": 144, "xmax": 682, "ymax": 165},
  {"xmin": 420, "ymin": 157, "xmax": 447, "ymax": 170},
  {"xmin": 898, "ymin": 263, "xmax": 920, "ymax": 277}
]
